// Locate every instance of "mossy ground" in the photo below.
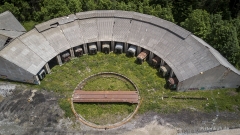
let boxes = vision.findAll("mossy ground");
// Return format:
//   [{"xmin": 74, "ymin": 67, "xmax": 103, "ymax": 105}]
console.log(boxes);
[{"xmin": 2, "ymin": 52, "xmax": 240, "ymax": 124}]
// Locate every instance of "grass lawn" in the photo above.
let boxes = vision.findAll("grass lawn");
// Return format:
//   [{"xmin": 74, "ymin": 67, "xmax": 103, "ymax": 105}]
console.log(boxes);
[
  {"xmin": 82, "ymin": 75, "xmax": 135, "ymax": 91},
  {"xmin": 6, "ymin": 52, "xmax": 240, "ymax": 123},
  {"xmin": 74, "ymin": 103, "xmax": 137, "ymax": 125}
]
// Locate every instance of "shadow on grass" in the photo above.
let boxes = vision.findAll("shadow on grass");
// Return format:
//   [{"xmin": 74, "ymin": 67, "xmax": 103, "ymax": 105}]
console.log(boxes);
[
  {"xmin": 74, "ymin": 102, "xmax": 137, "ymax": 106},
  {"xmin": 237, "ymin": 86, "xmax": 240, "ymax": 92},
  {"xmin": 154, "ymin": 72, "xmax": 177, "ymax": 92},
  {"xmin": 134, "ymin": 59, "xmax": 142, "ymax": 65},
  {"xmin": 114, "ymin": 53, "xmax": 123, "ymax": 56},
  {"xmin": 155, "ymin": 71, "xmax": 168, "ymax": 89},
  {"xmin": 147, "ymin": 61, "xmax": 161, "ymax": 74}
]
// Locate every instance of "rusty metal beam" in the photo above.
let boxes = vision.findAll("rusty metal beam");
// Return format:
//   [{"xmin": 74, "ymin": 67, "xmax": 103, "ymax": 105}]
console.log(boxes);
[{"xmin": 73, "ymin": 90, "xmax": 139, "ymax": 103}]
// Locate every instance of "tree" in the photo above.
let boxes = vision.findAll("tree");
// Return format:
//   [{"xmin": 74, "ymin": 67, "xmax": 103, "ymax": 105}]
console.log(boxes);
[
  {"xmin": 137, "ymin": 0, "xmax": 174, "ymax": 22},
  {"xmin": 0, "ymin": 0, "xmax": 37, "ymax": 21},
  {"xmin": 34, "ymin": 0, "xmax": 71, "ymax": 21},
  {"xmin": 231, "ymin": 17, "xmax": 240, "ymax": 68},
  {"xmin": 203, "ymin": 0, "xmax": 231, "ymax": 20},
  {"xmin": 82, "ymin": 0, "xmax": 97, "ymax": 11},
  {"xmin": 67, "ymin": 0, "xmax": 82, "ymax": 13},
  {"xmin": 149, "ymin": 0, "xmax": 173, "ymax": 7},
  {"xmin": 232, "ymin": 17, "xmax": 240, "ymax": 49},
  {"xmin": 172, "ymin": 0, "xmax": 194, "ymax": 24},
  {"xmin": 207, "ymin": 17, "xmax": 239, "ymax": 65},
  {"xmin": 181, "ymin": 9, "xmax": 211, "ymax": 39},
  {"xmin": 0, "ymin": 2, "xmax": 20, "ymax": 19},
  {"xmin": 229, "ymin": 0, "xmax": 240, "ymax": 18},
  {"xmin": 126, "ymin": 1, "xmax": 138, "ymax": 12},
  {"xmin": 98, "ymin": 0, "xmax": 113, "ymax": 10},
  {"xmin": 115, "ymin": 1, "xmax": 128, "ymax": 10},
  {"xmin": 153, "ymin": 5, "xmax": 174, "ymax": 22}
]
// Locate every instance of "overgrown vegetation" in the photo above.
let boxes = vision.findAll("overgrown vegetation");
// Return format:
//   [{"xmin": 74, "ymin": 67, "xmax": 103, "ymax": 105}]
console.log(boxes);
[
  {"xmin": 23, "ymin": 53, "xmax": 240, "ymax": 121},
  {"xmin": 0, "ymin": 0, "xmax": 239, "ymax": 68}
]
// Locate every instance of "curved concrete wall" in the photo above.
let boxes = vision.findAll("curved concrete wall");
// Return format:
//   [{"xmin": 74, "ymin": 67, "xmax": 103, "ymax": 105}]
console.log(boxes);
[{"xmin": 0, "ymin": 10, "xmax": 239, "ymax": 91}]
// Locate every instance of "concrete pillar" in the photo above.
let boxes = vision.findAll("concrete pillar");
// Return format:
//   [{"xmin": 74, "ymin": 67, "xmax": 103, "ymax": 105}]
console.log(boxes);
[
  {"xmin": 56, "ymin": 55, "xmax": 62, "ymax": 65},
  {"xmin": 70, "ymin": 48, "xmax": 75, "ymax": 57},
  {"xmin": 160, "ymin": 59, "xmax": 165, "ymax": 66},
  {"xmin": 149, "ymin": 52, "xmax": 154, "ymax": 61},
  {"xmin": 111, "ymin": 41, "xmax": 115, "ymax": 52},
  {"xmin": 83, "ymin": 43, "xmax": 88, "ymax": 54},
  {"xmin": 137, "ymin": 46, "xmax": 141, "ymax": 55},
  {"xmin": 44, "ymin": 63, "xmax": 51, "ymax": 74},
  {"xmin": 124, "ymin": 42, "xmax": 128, "ymax": 53},
  {"xmin": 97, "ymin": 41, "xmax": 101, "ymax": 52},
  {"xmin": 34, "ymin": 75, "xmax": 40, "ymax": 85},
  {"xmin": 170, "ymin": 69, "xmax": 174, "ymax": 77}
]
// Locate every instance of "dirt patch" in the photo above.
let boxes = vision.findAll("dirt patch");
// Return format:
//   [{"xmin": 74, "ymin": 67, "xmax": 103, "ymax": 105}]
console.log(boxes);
[
  {"xmin": 122, "ymin": 120, "xmax": 177, "ymax": 135},
  {"xmin": 0, "ymin": 89, "xmax": 67, "ymax": 135},
  {"xmin": 160, "ymin": 109, "xmax": 240, "ymax": 133},
  {"xmin": 190, "ymin": 128, "xmax": 240, "ymax": 135}
]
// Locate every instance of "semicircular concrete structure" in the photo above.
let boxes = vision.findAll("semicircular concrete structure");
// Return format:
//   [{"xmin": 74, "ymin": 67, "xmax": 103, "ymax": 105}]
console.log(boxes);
[{"xmin": 0, "ymin": 10, "xmax": 239, "ymax": 91}]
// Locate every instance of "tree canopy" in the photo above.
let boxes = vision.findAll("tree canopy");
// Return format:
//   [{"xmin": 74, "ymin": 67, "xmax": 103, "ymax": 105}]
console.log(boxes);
[
  {"xmin": 208, "ymin": 18, "xmax": 239, "ymax": 65},
  {"xmin": 181, "ymin": 9, "xmax": 211, "ymax": 40},
  {"xmin": 0, "ymin": 0, "xmax": 239, "ymax": 68}
]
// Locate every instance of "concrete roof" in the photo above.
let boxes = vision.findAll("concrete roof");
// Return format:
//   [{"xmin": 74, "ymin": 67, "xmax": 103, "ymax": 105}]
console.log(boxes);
[
  {"xmin": 41, "ymin": 26, "xmax": 71, "ymax": 53},
  {"xmin": 0, "ymin": 39, "xmax": 45, "ymax": 74},
  {"xmin": 0, "ymin": 11, "xmax": 26, "ymax": 32},
  {"xmin": 60, "ymin": 21, "xmax": 84, "ymax": 47},
  {"xmin": 97, "ymin": 18, "xmax": 114, "ymax": 41},
  {"xmin": 0, "ymin": 30, "xmax": 25, "ymax": 39},
  {"xmin": 18, "ymin": 29, "xmax": 58, "ymax": 62},
  {"xmin": 0, "ymin": 34, "xmax": 8, "ymax": 50},
  {"xmin": 78, "ymin": 18, "xmax": 98, "ymax": 43},
  {"xmin": 0, "ymin": 10, "xmax": 239, "ymax": 82},
  {"xmin": 112, "ymin": 18, "xmax": 132, "ymax": 42},
  {"xmin": 192, "ymin": 35, "xmax": 240, "ymax": 75},
  {"xmin": 0, "ymin": 11, "xmax": 26, "ymax": 51}
]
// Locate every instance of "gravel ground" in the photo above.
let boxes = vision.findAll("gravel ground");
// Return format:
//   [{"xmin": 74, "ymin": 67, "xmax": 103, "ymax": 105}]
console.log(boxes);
[{"xmin": 0, "ymin": 82, "xmax": 240, "ymax": 135}]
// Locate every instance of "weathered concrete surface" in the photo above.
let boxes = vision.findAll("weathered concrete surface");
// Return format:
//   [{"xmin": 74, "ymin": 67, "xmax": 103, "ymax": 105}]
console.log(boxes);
[
  {"xmin": 0, "ymin": 82, "xmax": 16, "ymax": 97},
  {"xmin": 0, "ymin": 89, "xmax": 67, "ymax": 135}
]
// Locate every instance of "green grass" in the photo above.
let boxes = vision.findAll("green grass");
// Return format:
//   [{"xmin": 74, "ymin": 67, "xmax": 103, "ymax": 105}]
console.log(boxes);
[
  {"xmin": 22, "ymin": 21, "xmax": 39, "ymax": 31},
  {"xmin": 58, "ymin": 98, "xmax": 73, "ymax": 118},
  {"xmin": 82, "ymin": 76, "xmax": 135, "ymax": 91},
  {"xmin": 74, "ymin": 73, "xmax": 137, "ymax": 124},
  {"xmin": 74, "ymin": 103, "xmax": 136, "ymax": 125},
  {"xmin": 3, "ymin": 52, "xmax": 240, "ymax": 121}
]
